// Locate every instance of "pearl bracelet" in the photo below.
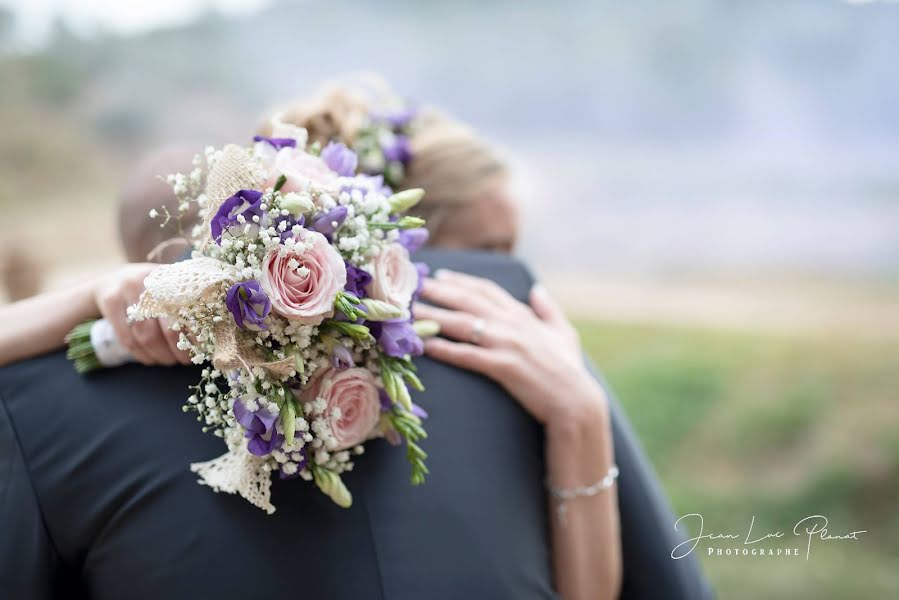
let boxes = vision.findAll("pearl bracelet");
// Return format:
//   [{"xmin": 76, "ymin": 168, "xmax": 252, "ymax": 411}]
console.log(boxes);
[{"xmin": 547, "ymin": 464, "xmax": 619, "ymax": 524}]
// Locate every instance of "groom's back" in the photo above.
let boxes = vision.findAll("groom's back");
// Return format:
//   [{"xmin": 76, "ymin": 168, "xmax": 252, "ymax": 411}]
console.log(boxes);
[{"xmin": 0, "ymin": 250, "xmax": 556, "ymax": 600}]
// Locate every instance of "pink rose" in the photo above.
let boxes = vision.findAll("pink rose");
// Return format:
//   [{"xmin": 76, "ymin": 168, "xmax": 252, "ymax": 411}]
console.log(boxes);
[
  {"xmin": 260, "ymin": 231, "xmax": 347, "ymax": 324},
  {"xmin": 302, "ymin": 367, "xmax": 381, "ymax": 450},
  {"xmin": 263, "ymin": 148, "xmax": 338, "ymax": 193},
  {"xmin": 368, "ymin": 243, "xmax": 419, "ymax": 310}
]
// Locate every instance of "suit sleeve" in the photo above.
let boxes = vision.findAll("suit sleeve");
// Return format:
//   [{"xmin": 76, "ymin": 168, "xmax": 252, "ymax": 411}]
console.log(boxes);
[{"xmin": 0, "ymin": 391, "xmax": 61, "ymax": 600}]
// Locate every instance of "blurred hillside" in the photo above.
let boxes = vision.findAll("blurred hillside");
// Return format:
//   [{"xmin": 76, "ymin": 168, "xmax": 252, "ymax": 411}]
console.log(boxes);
[{"xmin": 579, "ymin": 319, "xmax": 899, "ymax": 599}]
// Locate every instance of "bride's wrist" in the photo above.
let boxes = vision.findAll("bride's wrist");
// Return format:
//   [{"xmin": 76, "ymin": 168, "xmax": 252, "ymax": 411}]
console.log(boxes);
[
  {"xmin": 544, "ymin": 388, "xmax": 614, "ymax": 490},
  {"xmin": 545, "ymin": 376, "xmax": 609, "ymax": 442}
]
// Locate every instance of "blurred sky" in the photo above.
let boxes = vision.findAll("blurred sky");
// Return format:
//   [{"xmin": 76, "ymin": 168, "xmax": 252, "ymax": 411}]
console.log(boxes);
[
  {"xmin": 2, "ymin": 0, "xmax": 272, "ymax": 45},
  {"xmin": 1, "ymin": 0, "xmax": 898, "ymax": 278}
]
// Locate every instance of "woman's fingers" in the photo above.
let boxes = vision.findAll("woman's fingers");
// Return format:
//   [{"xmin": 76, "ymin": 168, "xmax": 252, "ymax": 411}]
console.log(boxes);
[
  {"xmin": 433, "ymin": 269, "xmax": 519, "ymax": 307},
  {"xmin": 98, "ymin": 293, "xmax": 153, "ymax": 365},
  {"xmin": 160, "ymin": 318, "xmax": 191, "ymax": 365},
  {"xmin": 91, "ymin": 262, "xmax": 189, "ymax": 367},
  {"xmin": 130, "ymin": 319, "xmax": 177, "ymax": 365},
  {"xmin": 420, "ymin": 277, "xmax": 496, "ymax": 316},
  {"xmin": 529, "ymin": 284, "xmax": 566, "ymax": 326},
  {"xmin": 423, "ymin": 337, "xmax": 510, "ymax": 378},
  {"xmin": 421, "ymin": 270, "xmax": 534, "ymax": 321},
  {"xmin": 414, "ymin": 303, "xmax": 501, "ymax": 347}
]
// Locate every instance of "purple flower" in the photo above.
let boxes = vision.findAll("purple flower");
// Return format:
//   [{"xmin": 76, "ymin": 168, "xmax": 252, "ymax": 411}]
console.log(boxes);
[
  {"xmin": 278, "ymin": 447, "xmax": 308, "ymax": 479},
  {"xmin": 331, "ymin": 345, "xmax": 354, "ymax": 370},
  {"xmin": 398, "ymin": 228, "xmax": 429, "ymax": 253},
  {"xmin": 370, "ymin": 318, "xmax": 423, "ymax": 358},
  {"xmin": 233, "ymin": 397, "xmax": 284, "ymax": 456},
  {"xmin": 412, "ymin": 262, "xmax": 429, "ymax": 302},
  {"xmin": 273, "ymin": 213, "xmax": 303, "ymax": 243},
  {"xmin": 344, "ymin": 174, "xmax": 392, "ymax": 196},
  {"xmin": 308, "ymin": 206, "xmax": 348, "ymax": 240},
  {"xmin": 321, "ymin": 142, "xmax": 358, "ymax": 176},
  {"xmin": 411, "ymin": 403, "xmax": 429, "ymax": 419},
  {"xmin": 344, "ymin": 262, "xmax": 372, "ymax": 298},
  {"xmin": 374, "ymin": 106, "xmax": 419, "ymax": 128},
  {"xmin": 226, "ymin": 280, "xmax": 271, "ymax": 330},
  {"xmin": 210, "ymin": 189, "xmax": 264, "ymax": 244},
  {"xmin": 378, "ymin": 388, "xmax": 392, "ymax": 412},
  {"xmin": 380, "ymin": 133, "xmax": 412, "ymax": 164},
  {"xmin": 253, "ymin": 135, "xmax": 297, "ymax": 150}
]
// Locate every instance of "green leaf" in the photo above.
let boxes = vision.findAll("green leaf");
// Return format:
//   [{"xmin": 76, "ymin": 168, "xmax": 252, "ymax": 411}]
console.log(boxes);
[{"xmin": 273, "ymin": 174, "xmax": 287, "ymax": 192}]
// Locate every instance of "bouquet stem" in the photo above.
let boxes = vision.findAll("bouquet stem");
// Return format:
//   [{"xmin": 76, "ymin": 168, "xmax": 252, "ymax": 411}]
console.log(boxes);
[{"xmin": 65, "ymin": 320, "xmax": 102, "ymax": 373}]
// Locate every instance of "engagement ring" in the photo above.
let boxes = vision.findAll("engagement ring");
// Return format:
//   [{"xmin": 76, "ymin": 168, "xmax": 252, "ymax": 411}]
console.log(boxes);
[{"xmin": 470, "ymin": 318, "xmax": 487, "ymax": 345}]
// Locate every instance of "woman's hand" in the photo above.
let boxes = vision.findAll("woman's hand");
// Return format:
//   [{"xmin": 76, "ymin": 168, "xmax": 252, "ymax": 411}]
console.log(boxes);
[
  {"xmin": 415, "ymin": 269, "xmax": 607, "ymax": 431},
  {"xmin": 93, "ymin": 263, "xmax": 190, "ymax": 366},
  {"xmin": 418, "ymin": 269, "xmax": 622, "ymax": 600}
]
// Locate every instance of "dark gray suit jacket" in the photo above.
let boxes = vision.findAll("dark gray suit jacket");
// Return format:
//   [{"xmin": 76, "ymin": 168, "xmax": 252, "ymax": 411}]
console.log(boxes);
[{"xmin": 0, "ymin": 249, "xmax": 711, "ymax": 599}]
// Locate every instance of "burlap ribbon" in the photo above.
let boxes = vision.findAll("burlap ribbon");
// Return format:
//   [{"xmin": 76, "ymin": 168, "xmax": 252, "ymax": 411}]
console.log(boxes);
[{"xmin": 210, "ymin": 321, "xmax": 297, "ymax": 379}]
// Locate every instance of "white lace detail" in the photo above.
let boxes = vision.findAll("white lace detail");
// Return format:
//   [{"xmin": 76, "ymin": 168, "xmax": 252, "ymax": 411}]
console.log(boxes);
[
  {"xmin": 199, "ymin": 144, "xmax": 265, "ymax": 242},
  {"xmin": 190, "ymin": 442, "xmax": 276, "ymax": 514},
  {"xmin": 130, "ymin": 257, "xmax": 240, "ymax": 321}
]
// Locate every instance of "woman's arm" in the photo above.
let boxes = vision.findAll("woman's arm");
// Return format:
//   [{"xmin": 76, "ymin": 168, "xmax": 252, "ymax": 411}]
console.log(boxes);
[
  {"xmin": 0, "ymin": 276, "xmax": 99, "ymax": 366},
  {"xmin": 0, "ymin": 263, "xmax": 189, "ymax": 367},
  {"xmin": 544, "ymin": 383, "xmax": 621, "ymax": 599},
  {"xmin": 416, "ymin": 269, "xmax": 622, "ymax": 600}
]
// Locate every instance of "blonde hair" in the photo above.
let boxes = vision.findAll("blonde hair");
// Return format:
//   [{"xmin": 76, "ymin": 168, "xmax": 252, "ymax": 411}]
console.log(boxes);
[{"xmin": 261, "ymin": 77, "xmax": 507, "ymax": 240}]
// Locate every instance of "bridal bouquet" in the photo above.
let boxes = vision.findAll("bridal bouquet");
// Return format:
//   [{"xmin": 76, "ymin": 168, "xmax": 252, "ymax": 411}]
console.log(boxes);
[{"xmin": 66, "ymin": 115, "xmax": 434, "ymax": 513}]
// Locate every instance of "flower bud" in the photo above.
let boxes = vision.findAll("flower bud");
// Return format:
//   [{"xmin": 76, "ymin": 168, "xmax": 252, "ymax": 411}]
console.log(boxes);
[
  {"xmin": 412, "ymin": 319, "xmax": 440, "ymax": 338},
  {"xmin": 395, "ymin": 379, "xmax": 413, "ymax": 412},
  {"xmin": 360, "ymin": 298, "xmax": 405, "ymax": 321},
  {"xmin": 397, "ymin": 216, "xmax": 426, "ymax": 229},
  {"xmin": 331, "ymin": 345, "xmax": 355, "ymax": 370},
  {"xmin": 314, "ymin": 468, "xmax": 353, "ymax": 508},
  {"xmin": 279, "ymin": 192, "xmax": 315, "ymax": 216},
  {"xmin": 387, "ymin": 188, "xmax": 425, "ymax": 213}
]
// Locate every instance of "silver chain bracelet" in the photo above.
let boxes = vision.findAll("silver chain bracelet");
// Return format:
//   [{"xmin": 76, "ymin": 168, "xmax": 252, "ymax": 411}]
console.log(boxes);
[{"xmin": 547, "ymin": 464, "xmax": 619, "ymax": 524}]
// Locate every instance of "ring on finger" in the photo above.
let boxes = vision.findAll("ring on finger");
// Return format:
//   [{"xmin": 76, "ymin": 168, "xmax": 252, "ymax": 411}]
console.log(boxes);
[{"xmin": 469, "ymin": 318, "xmax": 487, "ymax": 345}]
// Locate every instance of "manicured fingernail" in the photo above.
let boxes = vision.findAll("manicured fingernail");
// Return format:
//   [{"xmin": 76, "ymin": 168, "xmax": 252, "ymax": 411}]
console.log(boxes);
[{"xmin": 434, "ymin": 269, "xmax": 453, "ymax": 279}]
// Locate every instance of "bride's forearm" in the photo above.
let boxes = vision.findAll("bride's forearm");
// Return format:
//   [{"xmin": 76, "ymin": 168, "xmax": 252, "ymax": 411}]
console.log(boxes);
[
  {"xmin": 545, "ymin": 379, "xmax": 622, "ymax": 600},
  {"xmin": 0, "ymin": 277, "xmax": 100, "ymax": 366}
]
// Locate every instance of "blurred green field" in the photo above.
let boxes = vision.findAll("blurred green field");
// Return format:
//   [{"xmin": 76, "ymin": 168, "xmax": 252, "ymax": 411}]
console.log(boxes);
[{"xmin": 576, "ymin": 321, "xmax": 899, "ymax": 599}]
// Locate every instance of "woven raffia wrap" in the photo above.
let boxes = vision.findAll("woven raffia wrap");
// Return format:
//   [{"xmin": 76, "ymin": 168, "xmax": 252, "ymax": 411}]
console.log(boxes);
[
  {"xmin": 191, "ymin": 435, "xmax": 275, "ymax": 514},
  {"xmin": 200, "ymin": 144, "xmax": 264, "ymax": 242},
  {"xmin": 130, "ymin": 257, "xmax": 241, "ymax": 322},
  {"xmin": 210, "ymin": 321, "xmax": 297, "ymax": 379}
]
